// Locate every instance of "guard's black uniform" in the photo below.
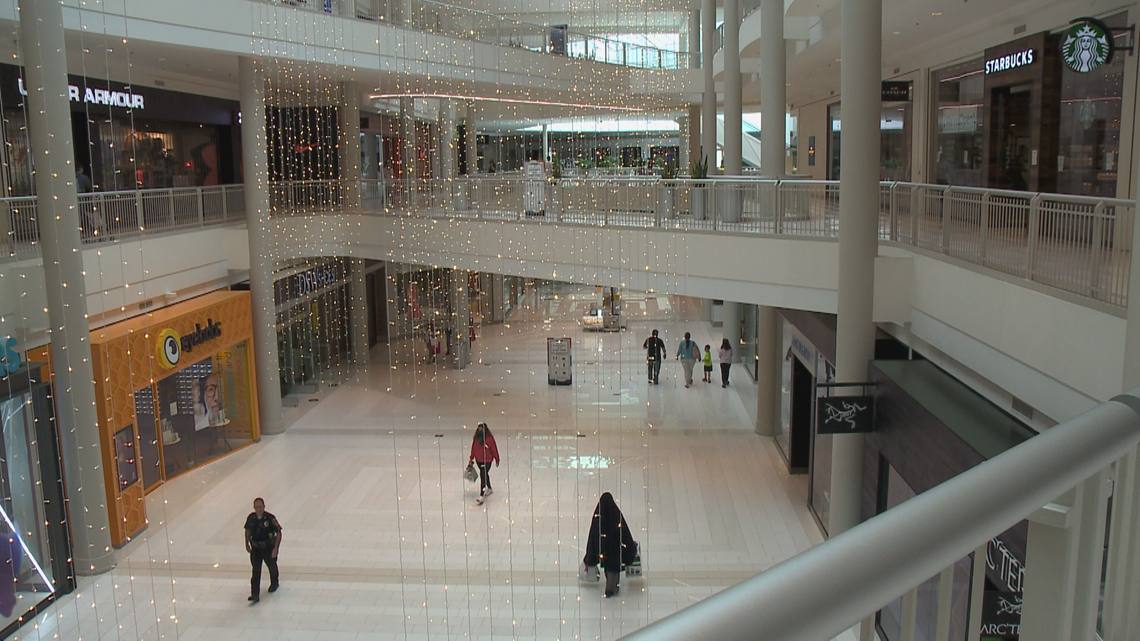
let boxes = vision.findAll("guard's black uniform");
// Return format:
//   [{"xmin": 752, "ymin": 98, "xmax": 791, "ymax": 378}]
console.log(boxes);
[{"xmin": 244, "ymin": 511, "xmax": 282, "ymax": 600}]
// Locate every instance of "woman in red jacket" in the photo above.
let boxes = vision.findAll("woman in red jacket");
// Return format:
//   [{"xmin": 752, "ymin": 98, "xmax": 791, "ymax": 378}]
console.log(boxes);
[{"xmin": 469, "ymin": 422, "xmax": 500, "ymax": 504}]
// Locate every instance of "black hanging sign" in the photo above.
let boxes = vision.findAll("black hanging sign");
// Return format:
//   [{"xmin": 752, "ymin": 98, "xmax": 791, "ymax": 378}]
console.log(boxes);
[
  {"xmin": 881, "ymin": 81, "xmax": 912, "ymax": 102},
  {"xmin": 816, "ymin": 395, "xmax": 875, "ymax": 434}
]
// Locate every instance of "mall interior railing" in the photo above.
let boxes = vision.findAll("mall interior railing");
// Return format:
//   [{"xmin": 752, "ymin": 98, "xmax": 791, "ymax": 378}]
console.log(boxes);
[
  {"xmin": 1, "ymin": 184, "xmax": 246, "ymax": 261},
  {"xmin": 621, "ymin": 388, "xmax": 1140, "ymax": 639},
  {"xmin": 270, "ymin": 177, "xmax": 1135, "ymax": 309},
  {"xmin": 257, "ymin": 0, "xmax": 692, "ymax": 70}
]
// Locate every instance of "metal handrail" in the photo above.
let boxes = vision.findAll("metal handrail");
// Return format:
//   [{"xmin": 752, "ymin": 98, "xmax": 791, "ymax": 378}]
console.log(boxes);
[
  {"xmin": 620, "ymin": 390, "xmax": 1140, "ymax": 640},
  {"xmin": 306, "ymin": 176, "xmax": 1131, "ymax": 308},
  {"xmin": 2, "ymin": 184, "xmax": 246, "ymax": 261}
]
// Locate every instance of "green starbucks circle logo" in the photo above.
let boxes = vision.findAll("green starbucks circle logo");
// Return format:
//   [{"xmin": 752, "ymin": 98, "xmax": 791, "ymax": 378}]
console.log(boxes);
[{"xmin": 1062, "ymin": 19, "xmax": 1112, "ymax": 73}]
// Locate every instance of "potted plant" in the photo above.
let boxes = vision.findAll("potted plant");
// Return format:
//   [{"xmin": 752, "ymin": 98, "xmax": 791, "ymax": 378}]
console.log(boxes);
[{"xmin": 690, "ymin": 155, "xmax": 708, "ymax": 220}]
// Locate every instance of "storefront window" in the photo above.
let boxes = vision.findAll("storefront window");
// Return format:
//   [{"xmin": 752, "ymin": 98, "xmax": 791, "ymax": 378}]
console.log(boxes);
[
  {"xmin": 154, "ymin": 341, "xmax": 256, "ymax": 480},
  {"xmin": 94, "ymin": 119, "xmax": 222, "ymax": 191},
  {"xmin": 1, "ymin": 110, "xmax": 33, "ymax": 196},
  {"xmin": 1057, "ymin": 12, "xmax": 1127, "ymax": 197},
  {"xmin": 0, "ymin": 392, "xmax": 58, "ymax": 629},
  {"xmin": 828, "ymin": 103, "xmax": 842, "ymax": 180},
  {"xmin": 828, "ymin": 101, "xmax": 913, "ymax": 181},
  {"xmin": 932, "ymin": 58, "xmax": 985, "ymax": 187}
]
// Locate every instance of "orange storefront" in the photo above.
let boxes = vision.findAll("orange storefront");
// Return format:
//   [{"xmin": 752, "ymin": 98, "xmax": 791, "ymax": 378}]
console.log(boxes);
[{"xmin": 88, "ymin": 291, "xmax": 260, "ymax": 546}]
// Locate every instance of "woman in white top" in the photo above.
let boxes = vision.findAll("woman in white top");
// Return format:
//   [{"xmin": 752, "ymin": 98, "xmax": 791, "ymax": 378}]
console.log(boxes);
[{"xmin": 718, "ymin": 339, "xmax": 733, "ymax": 388}]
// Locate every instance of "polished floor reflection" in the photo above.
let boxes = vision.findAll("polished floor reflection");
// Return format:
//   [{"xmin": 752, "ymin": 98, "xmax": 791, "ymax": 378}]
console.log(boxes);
[{"xmin": 18, "ymin": 286, "xmax": 858, "ymax": 640}]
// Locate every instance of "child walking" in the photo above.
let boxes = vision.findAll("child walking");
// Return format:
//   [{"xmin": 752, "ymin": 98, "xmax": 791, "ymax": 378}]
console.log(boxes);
[{"xmin": 702, "ymin": 345, "xmax": 713, "ymax": 383}]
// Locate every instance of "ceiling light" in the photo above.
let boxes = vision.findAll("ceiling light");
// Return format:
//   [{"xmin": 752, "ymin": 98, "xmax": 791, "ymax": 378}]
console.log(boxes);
[{"xmin": 932, "ymin": 11, "xmax": 942, "ymax": 16}]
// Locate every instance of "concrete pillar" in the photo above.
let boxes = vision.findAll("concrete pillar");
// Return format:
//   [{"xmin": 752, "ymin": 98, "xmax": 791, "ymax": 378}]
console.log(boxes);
[
  {"xmin": 542, "ymin": 123, "xmax": 550, "ymax": 164},
  {"xmin": 700, "ymin": 0, "xmax": 716, "ymax": 170},
  {"xmin": 828, "ymin": 0, "xmax": 881, "ymax": 537},
  {"xmin": 350, "ymin": 259, "xmax": 370, "ymax": 380},
  {"xmin": 19, "ymin": 0, "xmax": 115, "ymax": 575},
  {"xmin": 451, "ymin": 270, "xmax": 471, "ymax": 369},
  {"xmin": 760, "ymin": 0, "xmax": 786, "ymax": 176},
  {"xmin": 1021, "ymin": 491, "xmax": 1082, "ymax": 640},
  {"xmin": 339, "ymin": 82, "xmax": 361, "ymax": 209},
  {"xmin": 688, "ymin": 104, "xmax": 702, "ymax": 172},
  {"xmin": 440, "ymin": 99, "xmax": 457, "ymax": 180},
  {"xmin": 702, "ymin": 298, "xmax": 714, "ymax": 322},
  {"xmin": 723, "ymin": 0, "xmax": 742, "ymax": 177},
  {"xmin": 689, "ymin": 8, "xmax": 701, "ymax": 70},
  {"xmin": 239, "ymin": 57, "xmax": 286, "ymax": 437},
  {"xmin": 722, "ymin": 301, "xmax": 742, "ymax": 361},
  {"xmin": 465, "ymin": 102, "xmax": 478, "ymax": 174},
  {"xmin": 755, "ymin": 305, "xmax": 779, "ymax": 436}
]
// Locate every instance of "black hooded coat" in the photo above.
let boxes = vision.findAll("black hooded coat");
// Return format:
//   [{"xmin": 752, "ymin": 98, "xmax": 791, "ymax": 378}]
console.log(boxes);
[{"xmin": 582, "ymin": 492, "xmax": 638, "ymax": 573}]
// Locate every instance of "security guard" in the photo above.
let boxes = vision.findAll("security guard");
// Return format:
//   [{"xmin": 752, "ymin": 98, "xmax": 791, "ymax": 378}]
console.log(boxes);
[{"xmin": 243, "ymin": 497, "xmax": 282, "ymax": 603}]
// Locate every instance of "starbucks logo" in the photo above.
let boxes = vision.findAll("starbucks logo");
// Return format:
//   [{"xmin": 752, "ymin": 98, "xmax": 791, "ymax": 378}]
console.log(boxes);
[{"xmin": 1062, "ymin": 19, "xmax": 1112, "ymax": 73}]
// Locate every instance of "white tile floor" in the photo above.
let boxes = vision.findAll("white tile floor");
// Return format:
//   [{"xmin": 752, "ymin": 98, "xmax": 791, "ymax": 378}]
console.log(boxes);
[{"xmin": 15, "ymin": 287, "xmax": 863, "ymax": 640}]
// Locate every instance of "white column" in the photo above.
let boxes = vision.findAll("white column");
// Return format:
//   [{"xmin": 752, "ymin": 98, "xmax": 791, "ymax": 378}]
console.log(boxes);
[
  {"xmin": 899, "ymin": 587, "xmax": 918, "ymax": 641},
  {"xmin": 688, "ymin": 104, "xmax": 702, "ymax": 171},
  {"xmin": 240, "ymin": 57, "xmax": 286, "ymax": 437},
  {"xmin": 829, "ymin": 0, "xmax": 881, "ymax": 537},
  {"xmin": 1070, "ymin": 471, "xmax": 1110, "ymax": 639},
  {"xmin": 1021, "ymin": 491, "xmax": 1081, "ymax": 640},
  {"xmin": 396, "ymin": 0, "xmax": 413, "ymax": 26},
  {"xmin": 350, "ymin": 260, "xmax": 370, "ymax": 379},
  {"xmin": 689, "ymin": 8, "xmax": 701, "ymax": 70},
  {"xmin": 400, "ymin": 97, "xmax": 417, "ymax": 210},
  {"xmin": 1113, "ymin": 58, "xmax": 1140, "ymax": 637},
  {"xmin": 362, "ymin": 131, "xmax": 379, "ymax": 180},
  {"xmin": 19, "ymin": 0, "xmax": 115, "ymax": 575},
  {"xmin": 700, "ymin": 0, "xmax": 716, "ymax": 170},
  {"xmin": 760, "ymin": 0, "xmax": 786, "ymax": 176},
  {"xmin": 439, "ymin": 99, "xmax": 456, "ymax": 180},
  {"xmin": 679, "ymin": 115, "xmax": 690, "ymax": 173},
  {"xmin": 541, "ymin": 123, "xmax": 550, "ymax": 164},
  {"xmin": 723, "ymin": 0, "xmax": 742, "ymax": 177},
  {"xmin": 400, "ymin": 97, "xmax": 416, "ymax": 181},
  {"xmin": 339, "ymin": 82, "xmax": 361, "ymax": 209},
  {"xmin": 934, "ymin": 565, "xmax": 955, "ymax": 641},
  {"xmin": 722, "ymin": 301, "xmax": 742, "ymax": 361},
  {"xmin": 1104, "ymin": 450, "xmax": 1140, "ymax": 639},
  {"xmin": 465, "ymin": 102, "xmax": 478, "ymax": 174},
  {"xmin": 451, "ymin": 270, "xmax": 471, "ymax": 369},
  {"xmin": 755, "ymin": 305, "xmax": 779, "ymax": 436}
]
